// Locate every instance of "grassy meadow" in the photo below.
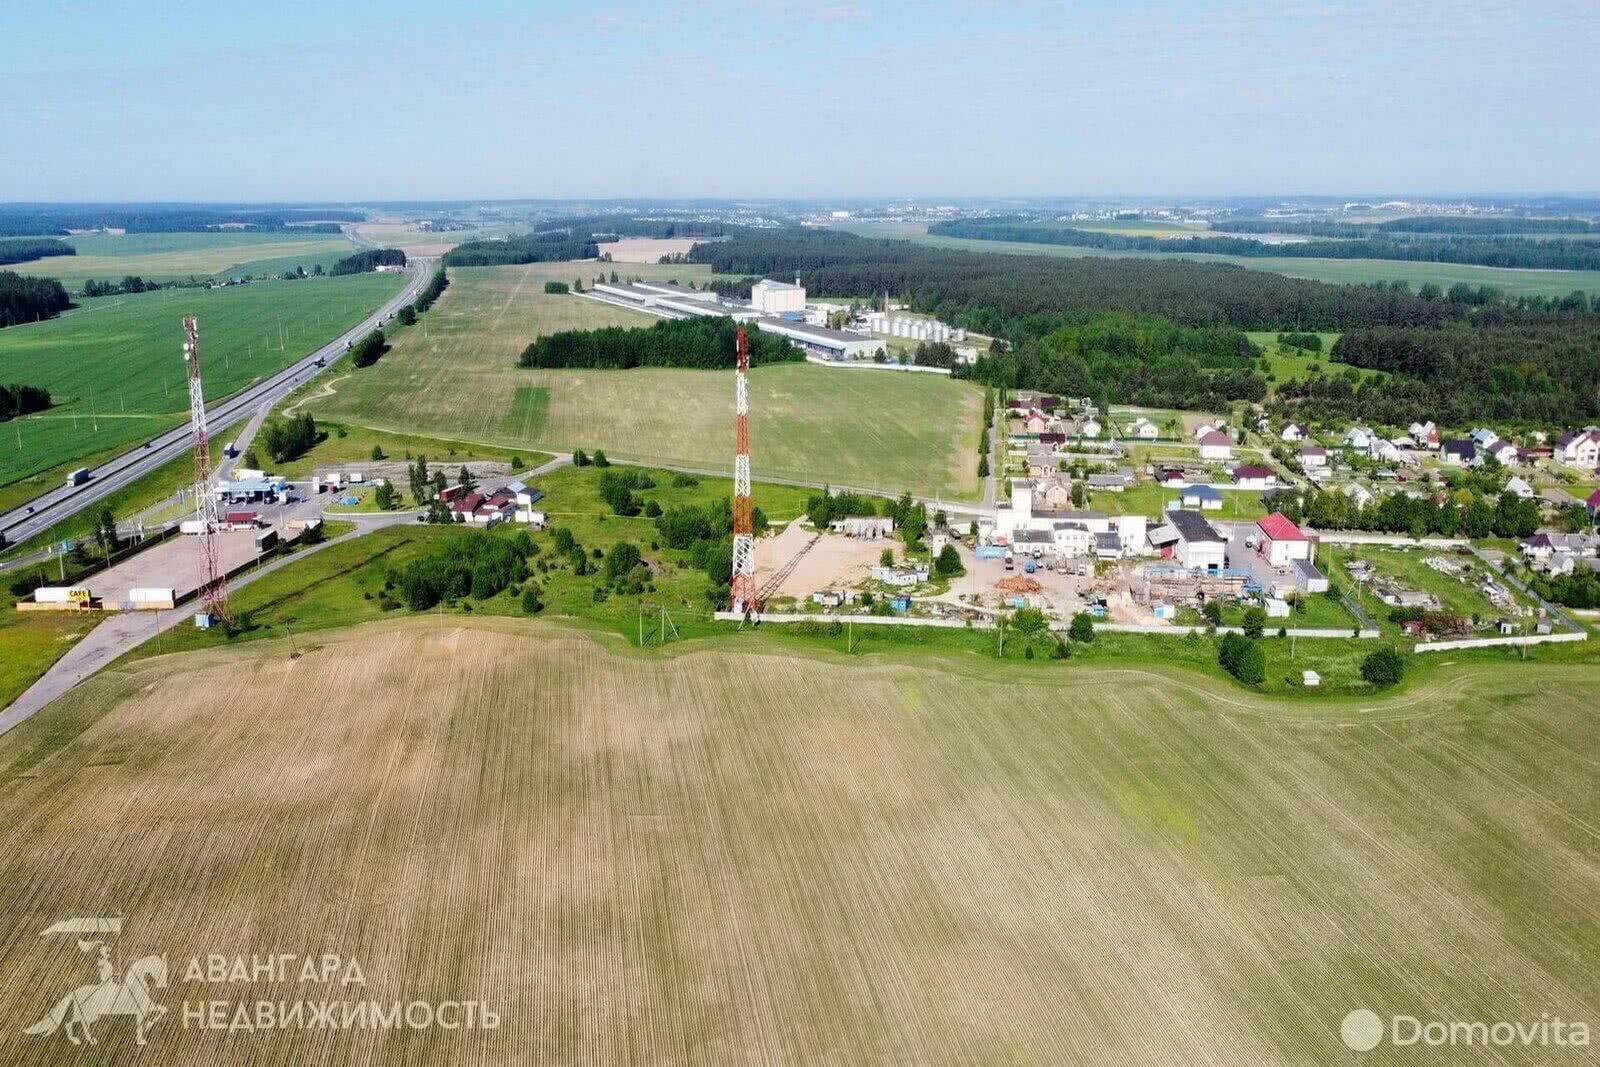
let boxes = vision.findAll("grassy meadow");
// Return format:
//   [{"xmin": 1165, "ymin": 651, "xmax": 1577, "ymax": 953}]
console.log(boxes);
[
  {"xmin": 0, "ymin": 272, "xmax": 406, "ymax": 493},
  {"xmin": 11, "ymin": 230, "xmax": 358, "ymax": 289},
  {"xmin": 1, "ymin": 613, "xmax": 1596, "ymax": 1063},
  {"xmin": 304, "ymin": 262, "xmax": 986, "ymax": 499},
  {"xmin": 838, "ymin": 222, "xmax": 1600, "ymax": 300}
]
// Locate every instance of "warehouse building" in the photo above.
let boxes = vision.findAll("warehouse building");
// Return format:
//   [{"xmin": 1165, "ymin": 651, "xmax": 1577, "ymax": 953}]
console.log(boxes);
[
  {"xmin": 749, "ymin": 278, "xmax": 806, "ymax": 315},
  {"xmin": 752, "ymin": 317, "xmax": 880, "ymax": 360}
]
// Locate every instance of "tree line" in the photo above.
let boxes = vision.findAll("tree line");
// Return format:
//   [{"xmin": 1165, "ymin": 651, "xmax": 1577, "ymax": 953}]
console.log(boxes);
[
  {"xmin": 929, "ymin": 217, "xmax": 1600, "ymax": 273},
  {"xmin": 0, "ymin": 382, "xmax": 51, "ymax": 420},
  {"xmin": 1269, "ymin": 320, "xmax": 1600, "ymax": 425},
  {"xmin": 0, "ymin": 206, "xmax": 361, "ymax": 236},
  {"xmin": 330, "ymin": 248, "xmax": 406, "ymax": 275},
  {"xmin": 258, "ymin": 413, "xmax": 320, "ymax": 463},
  {"xmin": 518, "ymin": 316, "xmax": 802, "ymax": 370},
  {"xmin": 0, "ymin": 237, "xmax": 74, "ymax": 265},
  {"xmin": 444, "ymin": 236, "xmax": 598, "ymax": 266},
  {"xmin": 686, "ymin": 230, "xmax": 1459, "ymax": 334},
  {"xmin": 413, "ymin": 266, "xmax": 448, "ymax": 313},
  {"xmin": 0, "ymin": 271, "xmax": 71, "ymax": 327},
  {"xmin": 957, "ymin": 312, "xmax": 1265, "ymax": 409},
  {"xmin": 532, "ymin": 215, "xmax": 741, "ymax": 241},
  {"xmin": 350, "ymin": 330, "xmax": 388, "ymax": 368}
]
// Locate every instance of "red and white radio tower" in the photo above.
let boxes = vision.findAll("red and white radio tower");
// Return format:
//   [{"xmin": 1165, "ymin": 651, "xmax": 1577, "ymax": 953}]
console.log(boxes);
[
  {"xmin": 729, "ymin": 327, "xmax": 757, "ymax": 614},
  {"xmin": 183, "ymin": 316, "xmax": 230, "ymax": 624}
]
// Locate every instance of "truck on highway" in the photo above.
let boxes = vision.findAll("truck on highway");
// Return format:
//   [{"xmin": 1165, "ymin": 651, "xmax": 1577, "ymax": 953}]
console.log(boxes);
[
  {"xmin": 65, "ymin": 468, "xmax": 89, "ymax": 488},
  {"xmin": 223, "ymin": 441, "xmax": 239, "ymax": 458}
]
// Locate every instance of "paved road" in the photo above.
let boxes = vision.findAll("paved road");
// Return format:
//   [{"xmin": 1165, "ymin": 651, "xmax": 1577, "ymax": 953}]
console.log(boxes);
[
  {"xmin": 0, "ymin": 258, "xmax": 433, "ymax": 549},
  {"xmin": 0, "ymin": 511, "xmax": 419, "ymax": 736}
]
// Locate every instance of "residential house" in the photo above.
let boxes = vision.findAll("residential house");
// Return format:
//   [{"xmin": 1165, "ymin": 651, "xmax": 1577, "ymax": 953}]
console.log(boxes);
[
  {"xmin": 1408, "ymin": 421, "xmax": 1438, "ymax": 447},
  {"xmin": 1487, "ymin": 440, "xmax": 1519, "ymax": 466},
  {"xmin": 1194, "ymin": 421, "xmax": 1220, "ymax": 440},
  {"xmin": 1024, "ymin": 413, "xmax": 1049, "ymax": 434},
  {"xmin": 1158, "ymin": 467, "xmax": 1187, "ymax": 488},
  {"xmin": 1369, "ymin": 438, "xmax": 1406, "ymax": 464},
  {"xmin": 1198, "ymin": 430, "xmax": 1233, "ymax": 461},
  {"xmin": 1554, "ymin": 429, "xmax": 1600, "ymax": 469},
  {"xmin": 1231, "ymin": 464, "xmax": 1277, "ymax": 490},
  {"xmin": 448, "ymin": 486, "xmax": 517, "ymax": 526},
  {"xmin": 1441, "ymin": 440, "xmax": 1478, "ymax": 467},
  {"xmin": 1520, "ymin": 532, "xmax": 1557, "ymax": 563},
  {"xmin": 1093, "ymin": 531, "xmax": 1123, "ymax": 559},
  {"xmin": 1342, "ymin": 482, "xmax": 1375, "ymax": 508},
  {"xmin": 1078, "ymin": 418, "xmax": 1102, "ymax": 438},
  {"xmin": 1254, "ymin": 512, "xmax": 1313, "ymax": 567},
  {"xmin": 1131, "ymin": 417, "xmax": 1160, "ymax": 439},
  {"xmin": 1086, "ymin": 473, "xmax": 1128, "ymax": 493},
  {"xmin": 1504, "ymin": 476, "xmax": 1535, "ymax": 500},
  {"xmin": 1344, "ymin": 426, "xmax": 1374, "ymax": 451},
  {"xmin": 1280, "ymin": 423, "xmax": 1309, "ymax": 442},
  {"xmin": 1036, "ymin": 477, "xmax": 1073, "ymax": 509},
  {"xmin": 1299, "ymin": 445, "xmax": 1329, "ymax": 469},
  {"xmin": 1169, "ymin": 510, "xmax": 1226, "ymax": 572},
  {"xmin": 1470, "ymin": 427, "xmax": 1501, "ymax": 449}
]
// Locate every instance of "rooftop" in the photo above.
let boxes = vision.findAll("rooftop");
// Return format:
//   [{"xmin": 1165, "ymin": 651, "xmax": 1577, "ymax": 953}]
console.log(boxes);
[{"xmin": 1169, "ymin": 510, "xmax": 1222, "ymax": 543}]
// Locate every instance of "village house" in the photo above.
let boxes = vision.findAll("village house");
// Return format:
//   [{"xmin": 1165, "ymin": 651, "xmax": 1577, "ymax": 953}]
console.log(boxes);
[
  {"xmin": 1231, "ymin": 464, "xmax": 1277, "ymax": 490},
  {"xmin": 1344, "ymin": 426, "xmax": 1374, "ymax": 451},
  {"xmin": 1131, "ymin": 417, "xmax": 1160, "ymax": 439},
  {"xmin": 1342, "ymin": 482, "xmax": 1375, "ymax": 508},
  {"xmin": 1299, "ymin": 445, "xmax": 1328, "ymax": 470},
  {"xmin": 1441, "ymin": 440, "xmax": 1478, "ymax": 467},
  {"xmin": 1280, "ymin": 423, "xmax": 1309, "ymax": 442},
  {"xmin": 1198, "ymin": 430, "xmax": 1233, "ymax": 461},
  {"xmin": 1504, "ymin": 476, "xmax": 1535, "ymax": 500},
  {"xmin": 1486, "ymin": 440, "xmax": 1519, "ymax": 466},
  {"xmin": 1554, "ymin": 429, "xmax": 1600, "ymax": 469}
]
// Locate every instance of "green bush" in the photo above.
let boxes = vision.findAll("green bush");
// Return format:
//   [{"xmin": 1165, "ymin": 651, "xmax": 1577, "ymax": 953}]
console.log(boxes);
[
  {"xmin": 1069, "ymin": 612, "xmax": 1095, "ymax": 643},
  {"xmin": 1360, "ymin": 645, "xmax": 1406, "ymax": 687}
]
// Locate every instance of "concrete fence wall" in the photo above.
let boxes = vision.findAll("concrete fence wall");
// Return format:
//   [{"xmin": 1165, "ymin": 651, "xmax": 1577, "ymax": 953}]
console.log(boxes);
[
  {"xmin": 1411, "ymin": 631, "xmax": 1588, "ymax": 654},
  {"xmin": 1312, "ymin": 532, "xmax": 1470, "ymax": 548}
]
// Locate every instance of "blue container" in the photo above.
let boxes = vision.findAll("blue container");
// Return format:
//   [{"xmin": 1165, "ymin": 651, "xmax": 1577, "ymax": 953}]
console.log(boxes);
[{"xmin": 891, "ymin": 596, "xmax": 911, "ymax": 612}]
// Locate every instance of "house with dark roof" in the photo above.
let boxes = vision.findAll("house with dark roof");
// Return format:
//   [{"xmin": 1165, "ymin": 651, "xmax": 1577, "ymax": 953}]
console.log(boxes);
[
  {"xmin": 1231, "ymin": 464, "xmax": 1277, "ymax": 490},
  {"xmin": 1441, "ymin": 440, "xmax": 1478, "ymax": 467},
  {"xmin": 1169, "ymin": 510, "xmax": 1225, "ymax": 572},
  {"xmin": 1180, "ymin": 484, "xmax": 1223, "ymax": 510}
]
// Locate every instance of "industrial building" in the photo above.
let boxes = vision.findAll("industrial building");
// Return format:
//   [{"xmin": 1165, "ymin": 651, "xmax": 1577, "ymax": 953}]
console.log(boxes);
[
  {"xmin": 749, "ymin": 278, "xmax": 806, "ymax": 316},
  {"xmin": 988, "ymin": 479, "xmax": 1147, "ymax": 559},
  {"xmin": 752, "ymin": 317, "xmax": 880, "ymax": 361}
]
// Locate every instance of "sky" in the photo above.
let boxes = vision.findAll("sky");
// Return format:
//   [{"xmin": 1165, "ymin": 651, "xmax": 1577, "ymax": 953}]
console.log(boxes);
[{"xmin": 2, "ymin": 0, "xmax": 1597, "ymax": 202}]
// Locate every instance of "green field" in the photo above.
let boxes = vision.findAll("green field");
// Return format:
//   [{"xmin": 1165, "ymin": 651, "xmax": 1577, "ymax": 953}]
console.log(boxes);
[
  {"xmin": 838, "ymin": 222, "xmax": 1600, "ymax": 299},
  {"xmin": 0, "ymin": 272, "xmax": 406, "ymax": 493},
  {"xmin": 2, "ymin": 609, "xmax": 1597, "ymax": 1062},
  {"xmin": 304, "ymin": 262, "xmax": 985, "ymax": 499},
  {"xmin": 12, "ymin": 230, "xmax": 358, "ymax": 289}
]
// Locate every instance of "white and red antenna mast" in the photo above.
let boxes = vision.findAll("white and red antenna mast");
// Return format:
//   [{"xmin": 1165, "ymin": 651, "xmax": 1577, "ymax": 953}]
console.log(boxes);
[
  {"xmin": 183, "ymin": 316, "xmax": 230, "ymax": 623},
  {"xmin": 729, "ymin": 327, "xmax": 757, "ymax": 614}
]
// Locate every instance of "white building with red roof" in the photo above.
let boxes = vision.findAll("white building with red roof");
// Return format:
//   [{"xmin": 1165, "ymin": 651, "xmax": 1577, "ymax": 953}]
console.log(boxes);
[
  {"xmin": 1255, "ymin": 512, "xmax": 1312, "ymax": 567},
  {"xmin": 1198, "ymin": 430, "xmax": 1233, "ymax": 461}
]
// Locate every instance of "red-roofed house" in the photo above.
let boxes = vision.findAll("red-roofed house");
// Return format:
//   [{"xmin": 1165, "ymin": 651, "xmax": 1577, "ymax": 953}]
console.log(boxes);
[
  {"xmin": 1255, "ymin": 512, "xmax": 1312, "ymax": 567},
  {"xmin": 446, "ymin": 486, "xmax": 517, "ymax": 527},
  {"xmin": 1198, "ymin": 430, "xmax": 1233, "ymax": 461},
  {"xmin": 1232, "ymin": 464, "xmax": 1277, "ymax": 490}
]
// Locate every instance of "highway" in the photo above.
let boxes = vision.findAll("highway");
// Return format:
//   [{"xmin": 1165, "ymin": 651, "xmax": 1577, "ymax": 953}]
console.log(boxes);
[{"xmin": 0, "ymin": 258, "xmax": 433, "ymax": 550}]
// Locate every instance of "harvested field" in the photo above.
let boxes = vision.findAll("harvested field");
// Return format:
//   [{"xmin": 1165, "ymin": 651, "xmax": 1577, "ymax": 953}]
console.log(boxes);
[
  {"xmin": 1, "ymin": 618, "xmax": 1597, "ymax": 1063},
  {"xmin": 305, "ymin": 262, "xmax": 985, "ymax": 499},
  {"xmin": 595, "ymin": 237, "xmax": 700, "ymax": 262}
]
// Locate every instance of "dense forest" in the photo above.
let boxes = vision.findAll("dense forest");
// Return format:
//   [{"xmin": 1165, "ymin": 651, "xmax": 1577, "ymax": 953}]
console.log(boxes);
[
  {"xmin": 331, "ymin": 248, "xmax": 406, "ymax": 275},
  {"xmin": 534, "ymin": 215, "xmax": 742, "ymax": 241},
  {"xmin": 518, "ymin": 316, "xmax": 802, "ymax": 370},
  {"xmin": 0, "ymin": 206, "xmax": 361, "ymax": 236},
  {"xmin": 0, "ymin": 271, "xmax": 72, "ymax": 327},
  {"xmin": 0, "ymin": 237, "xmax": 74, "ymax": 266},
  {"xmin": 0, "ymin": 382, "xmax": 52, "ymax": 420},
  {"xmin": 444, "ymin": 235, "xmax": 598, "ymax": 266},
  {"xmin": 928, "ymin": 217, "xmax": 1600, "ymax": 274},
  {"xmin": 688, "ymin": 230, "xmax": 1456, "ymax": 333},
  {"xmin": 1267, "ymin": 321, "xmax": 1600, "ymax": 425},
  {"xmin": 958, "ymin": 314, "xmax": 1265, "ymax": 409}
]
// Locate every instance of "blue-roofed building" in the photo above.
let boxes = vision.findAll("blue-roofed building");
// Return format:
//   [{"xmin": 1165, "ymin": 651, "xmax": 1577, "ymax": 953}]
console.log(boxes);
[{"xmin": 1179, "ymin": 484, "xmax": 1223, "ymax": 510}]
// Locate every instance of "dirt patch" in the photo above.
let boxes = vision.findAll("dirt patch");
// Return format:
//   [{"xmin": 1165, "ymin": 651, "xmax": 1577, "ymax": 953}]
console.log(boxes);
[{"xmin": 754, "ymin": 523, "xmax": 888, "ymax": 601}]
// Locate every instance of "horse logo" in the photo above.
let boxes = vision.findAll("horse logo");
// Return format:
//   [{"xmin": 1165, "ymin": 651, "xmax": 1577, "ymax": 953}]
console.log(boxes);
[{"xmin": 23, "ymin": 917, "xmax": 168, "ymax": 1047}]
